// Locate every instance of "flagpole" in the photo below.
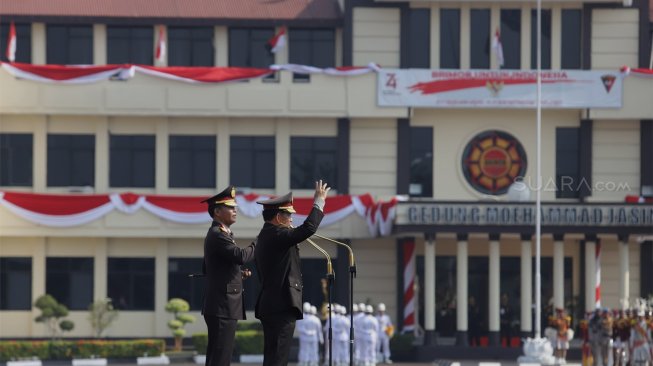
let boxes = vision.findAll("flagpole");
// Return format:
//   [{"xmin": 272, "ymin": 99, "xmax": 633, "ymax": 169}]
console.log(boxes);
[{"xmin": 535, "ymin": 0, "xmax": 543, "ymax": 340}]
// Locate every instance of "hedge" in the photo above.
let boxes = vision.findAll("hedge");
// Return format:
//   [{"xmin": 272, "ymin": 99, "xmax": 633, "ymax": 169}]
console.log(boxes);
[
  {"xmin": 192, "ymin": 328, "xmax": 264, "ymax": 355},
  {"xmin": 0, "ymin": 340, "xmax": 165, "ymax": 362}
]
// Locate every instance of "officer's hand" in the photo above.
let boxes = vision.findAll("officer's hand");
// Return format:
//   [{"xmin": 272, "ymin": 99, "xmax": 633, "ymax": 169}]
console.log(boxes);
[
  {"xmin": 241, "ymin": 268, "xmax": 252, "ymax": 280},
  {"xmin": 314, "ymin": 179, "xmax": 331, "ymax": 201}
]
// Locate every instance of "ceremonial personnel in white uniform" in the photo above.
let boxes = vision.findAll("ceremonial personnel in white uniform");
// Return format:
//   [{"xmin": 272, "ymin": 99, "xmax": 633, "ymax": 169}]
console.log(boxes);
[
  {"xmin": 334, "ymin": 305, "xmax": 350, "ymax": 366},
  {"xmin": 311, "ymin": 306, "xmax": 324, "ymax": 366},
  {"xmin": 298, "ymin": 302, "xmax": 323, "ymax": 366},
  {"xmin": 352, "ymin": 304, "xmax": 363, "ymax": 365},
  {"xmin": 629, "ymin": 310, "xmax": 652, "ymax": 366},
  {"xmin": 375, "ymin": 303, "xmax": 393, "ymax": 364},
  {"xmin": 360, "ymin": 305, "xmax": 379, "ymax": 366}
]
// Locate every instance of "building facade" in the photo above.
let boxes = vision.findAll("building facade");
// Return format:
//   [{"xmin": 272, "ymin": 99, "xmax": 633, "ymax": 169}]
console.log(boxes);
[{"xmin": 0, "ymin": 0, "xmax": 652, "ymax": 346}]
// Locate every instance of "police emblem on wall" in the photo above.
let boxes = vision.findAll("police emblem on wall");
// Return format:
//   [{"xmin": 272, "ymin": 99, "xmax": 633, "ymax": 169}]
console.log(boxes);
[{"xmin": 461, "ymin": 130, "xmax": 527, "ymax": 195}]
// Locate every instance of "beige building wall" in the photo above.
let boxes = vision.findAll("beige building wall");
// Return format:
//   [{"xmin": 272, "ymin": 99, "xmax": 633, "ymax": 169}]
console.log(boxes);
[
  {"xmin": 349, "ymin": 118, "xmax": 398, "ymax": 197},
  {"xmin": 590, "ymin": 120, "xmax": 640, "ymax": 202},
  {"xmin": 352, "ymin": 238, "xmax": 397, "ymax": 319},
  {"xmin": 352, "ymin": 7, "xmax": 400, "ymax": 68},
  {"xmin": 591, "ymin": 8, "xmax": 639, "ymax": 69}
]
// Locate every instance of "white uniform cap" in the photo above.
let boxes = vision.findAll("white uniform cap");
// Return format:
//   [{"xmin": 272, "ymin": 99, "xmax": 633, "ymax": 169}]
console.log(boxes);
[
  {"xmin": 353, "ymin": 304, "xmax": 359, "ymax": 312},
  {"xmin": 359, "ymin": 302, "xmax": 366, "ymax": 311},
  {"xmin": 340, "ymin": 305, "xmax": 347, "ymax": 315},
  {"xmin": 366, "ymin": 305, "xmax": 374, "ymax": 314},
  {"xmin": 378, "ymin": 303, "xmax": 386, "ymax": 312},
  {"xmin": 303, "ymin": 302, "xmax": 311, "ymax": 313},
  {"xmin": 310, "ymin": 306, "xmax": 318, "ymax": 315}
]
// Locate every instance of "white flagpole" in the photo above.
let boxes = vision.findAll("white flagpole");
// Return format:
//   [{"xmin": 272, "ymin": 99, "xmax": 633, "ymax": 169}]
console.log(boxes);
[{"xmin": 535, "ymin": 0, "xmax": 543, "ymax": 340}]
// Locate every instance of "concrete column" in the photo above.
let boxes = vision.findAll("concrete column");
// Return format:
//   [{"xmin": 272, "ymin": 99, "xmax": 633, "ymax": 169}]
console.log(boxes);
[
  {"xmin": 154, "ymin": 239, "xmax": 168, "ymax": 336},
  {"xmin": 551, "ymin": 6, "xmax": 562, "ymax": 69},
  {"xmin": 32, "ymin": 239, "xmax": 46, "ymax": 337},
  {"xmin": 456, "ymin": 234, "xmax": 468, "ymax": 346},
  {"xmin": 155, "ymin": 119, "xmax": 168, "ymax": 193},
  {"xmin": 95, "ymin": 118, "xmax": 109, "ymax": 192},
  {"xmin": 553, "ymin": 235, "xmax": 565, "ymax": 309},
  {"xmin": 619, "ymin": 235, "xmax": 630, "ymax": 310},
  {"xmin": 488, "ymin": 235, "xmax": 500, "ymax": 346},
  {"xmin": 584, "ymin": 239, "xmax": 597, "ymax": 312},
  {"xmin": 216, "ymin": 120, "xmax": 230, "ymax": 190},
  {"xmin": 33, "ymin": 117, "xmax": 47, "ymax": 191},
  {"xmin": 31, "ymin": 23, "xmax": 46, "ymax": 65},
  {"xmin": 93, "ymin": 24, "xmax": 107, "ymax": 65},
  {"xmin": 424, "ymin": 234, "xmax": 436, "ymax": 345},
  {"xmin": 459, "ymin": 4, "xmax": 470, "ymax": 69},
  {"xmin": 94, "ymin": 239, "xmax": 108, "ymax": 301},
  {"xmin": 215, "ymin": 26, "xmax": 228, "ymax": 67},
  {"xmin": 520, "ymin": 234, "xmax": 533, "ymax": 337},
  {"xmin": 275, "ymin": 119, "xmax": 290, "ymax": 193}
]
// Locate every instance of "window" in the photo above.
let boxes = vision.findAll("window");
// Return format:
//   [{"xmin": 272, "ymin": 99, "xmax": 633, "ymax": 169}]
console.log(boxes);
[
  {"xmin": 289, "ymin": 29, "xmax": 335, "ymax": 81},
  {"xmin": 109, "ymin": 135, "xmax": 155, "ymax": 188},
  {"xmin": 0, "ymin": 23, "xmax": 31, "ymax": 63},
  {"xmin": 0, "ymin": 134, "xmax": 32, "ymax": 186},
  {"xmin": 290, "ymin": 137, "xmax": 337, "ymax": 189},
  {"xmin": 46, "ymin": 257, "xmax": 93, "ymax": 311},
  {"xmin": 168, "ymin": 27, "xmax": 214, "ymax": 66},
  {"xmin": 168, "ymin": 258, "xmax": 204, "ymax": 311},
  {"xmin": 440, "ymin": 9, "xmax": 460, "ymax": 69},
  {"xmin": 405, "ymin": 9, "xmax": 430, "ymax": 68},
  {"xmin": 0, "ymin": 257, "xmax": 32, "ymax": 310},
  {"xmin": 47, "ymin": 134, "xmax": 95, "ymax": 187},
  {"xmin": 230, "ymin": 136, "xmax": 275, "ymax": 189},
  {"xmin": 531, "ymin": 9, "xmax": 551, "ymax": 69},
  {"xmin": 107, "ymin": 26, "xmax": 154, "ymax": 65},
  {"xmin": 46, "ymin": 25, "xmax": 93, "ymax": 64},
  {"xmin": 501, "ymin": 9, "xmax": 522, "ymax": 69},
  {"xmin": 409, "ymin": 127, "xmax": 433, "ymax": 197},
  {"xmin": 470, "ymin": 9, "xmax": 491, "ymax": 69},
  {"xmin": 556, "ymin": 128, "xmax": 580, "ymax": 198},
  {"xmin": 561, "ymin": 9, "xmax": 582, "ymax": 69},
  {"xmin": 229, "ymin": 28, "xmax": 274, "ymax": 69},
  {"xmin": 107, "ymin": 258, "xmax": 154, "ymax": 310},
  {"xmin": 169, "ymin": 135, "xmax": 216, "ymax": 188}
]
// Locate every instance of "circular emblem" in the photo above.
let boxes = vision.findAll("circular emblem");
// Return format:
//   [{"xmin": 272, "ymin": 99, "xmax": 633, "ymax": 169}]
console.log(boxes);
[{"xmin": 461, "ymin": 130, "xmax": 527, "ymax": 195}]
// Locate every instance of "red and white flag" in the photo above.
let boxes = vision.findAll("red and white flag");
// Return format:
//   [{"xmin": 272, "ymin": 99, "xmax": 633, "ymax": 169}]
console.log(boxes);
[
  {"xmin": 267, "ymin": 26, "xmax": 286, "ymax": 54},
  {"xmin": 492, "ymin": 28, "xmax": 504, "ymax": 67},
  {"xmin": 6, "ymin": 21, "xmax": 17, "ymax": 62},
  {"xmin": 155, "ymin": 26, "xmax": 166, "ymax": 64}
]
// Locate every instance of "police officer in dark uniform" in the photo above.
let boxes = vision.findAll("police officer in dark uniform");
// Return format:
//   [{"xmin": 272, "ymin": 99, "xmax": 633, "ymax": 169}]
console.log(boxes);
[
  {"xmin": 254, "ymin": 180, "xmax": 330, "ymax": 366},
  {"xmin": 201, "ymin": 186, "xmax": 256, "ymax": 366}
]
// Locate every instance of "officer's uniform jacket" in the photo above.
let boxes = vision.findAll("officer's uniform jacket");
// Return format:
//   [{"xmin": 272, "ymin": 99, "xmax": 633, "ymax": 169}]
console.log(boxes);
[
  {"xmin": 202, "ymin": 221, "xmax": 255, "ymax": 319},
  {"xmin": 254, "ymin": 207, "xmax": 324, "ymax": 320}
]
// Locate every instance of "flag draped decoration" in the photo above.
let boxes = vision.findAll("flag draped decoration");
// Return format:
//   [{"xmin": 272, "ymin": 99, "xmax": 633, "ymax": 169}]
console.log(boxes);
[
  {"xmin": 135, "ymin": 65, "xmax": 273, "ymax": 83},
  {"xmin": 267, "ymin": 26, "xmax": 286, "ymax": 54},
  {"xmin": 402, "ymin": 239, "xmax": 417, "ymax": 333},
  {"xmin": 0, "ymin": 191, "xmax": 398, "ymax": 235},
  {"xmin": 492, "ymin": 28, "xmax": 504, "ymax": 67},
  {"xmin": 155, "ymin": 26, "xmax": 166, "ymax": 64},
  {"xmin": 270, "ymin": 62, "xmax": 380, "ymax": 76},
  {"xmin": 620, "ymin": 65, "xmax": 653, "ymax": 77},
  {"xmin": 6, "ymin": 21, "xmax": 17, "ymax": 62},
  {"xmin": 1, "ymin": 62, "xmax": 133, "ymax": 84}
]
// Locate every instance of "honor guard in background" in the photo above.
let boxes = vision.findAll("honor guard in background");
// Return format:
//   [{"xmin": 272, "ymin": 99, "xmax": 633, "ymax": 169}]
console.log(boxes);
[
  {"xmin": 201, "ymin": 186, "xmax": 256, "ymax": 366},
  {"xmin": 630, "ymin": 309, "xmax": 652, "ymax": 366},
  {"xmin": 298, "ymin": 302, "xmax": 323, "ymax": 366},
  {"xmin": 254, "ymin": 180, "xmax": 330, "ymax": 366},
  {"xmin": 375, "ymin": 303, "xmax": 393, "ymax": 364},
  {"xmin": 361, "ymin": 305, "xmax": 379, "ymax": 366}
]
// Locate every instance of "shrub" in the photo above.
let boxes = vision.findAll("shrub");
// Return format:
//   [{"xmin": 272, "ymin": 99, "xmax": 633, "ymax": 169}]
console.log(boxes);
[
  {"xmin": 0, "ymin": 340, "xmax": 166, "ymax": 362},
  {"xmin": 0, "ymin": 341, "xmax": 49, "ymax": 362},
  {"xmin": 389, "ymin": 333, "xmax": 415, "ymax": 353},
  {"xmin": 191, "ymin": 334, "xmax": 208, "ymax": 355},
  {"xmin": 234, "ymin": 330, "xmax": 264, "ymax": 355},
  {"xmin": 88, "ymin": 298, "xmax": 119, "ymax": 338}
]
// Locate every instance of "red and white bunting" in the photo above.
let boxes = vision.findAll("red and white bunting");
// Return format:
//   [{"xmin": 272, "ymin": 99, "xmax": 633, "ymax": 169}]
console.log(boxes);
[
  {"xmin": 270, "ymin": 62, "xmax": 380, "ymax": 76},
  {"xmin": 620, "ymin": 65, "xmax": 653, "ymax": 77},
  {"xmin": 1, "ymin": 62, "xmax": 133, "ymax": 84},
  {"xmin": 155, "ymin": 26, "xmax": 166, "ymax": 64},
  {"xmin": 0, "ymin": 191, "xmax": 397, "ymax": 235},
  {"xmin": 6, "ymin": 21, "xmax": 17, "ymax": 62},
  {"xmin": 134, "ymin": 65, "xmax": 273, "ymax": 83}
]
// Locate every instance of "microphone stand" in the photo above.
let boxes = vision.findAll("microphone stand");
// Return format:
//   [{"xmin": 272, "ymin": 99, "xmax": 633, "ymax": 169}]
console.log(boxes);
[
  {"xmin": 312, "ymin": 234, "xmax": 356, "ymax": 366},
  {"xmin": 305, "ymin": 237, "xmax": 334, "ymax": 366}
]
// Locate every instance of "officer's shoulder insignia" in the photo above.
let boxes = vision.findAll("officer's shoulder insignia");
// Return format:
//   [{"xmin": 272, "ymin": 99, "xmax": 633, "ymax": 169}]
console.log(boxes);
[{"xmin": 219, "ymin": 226, "xmax": 229, "ymax": 233}]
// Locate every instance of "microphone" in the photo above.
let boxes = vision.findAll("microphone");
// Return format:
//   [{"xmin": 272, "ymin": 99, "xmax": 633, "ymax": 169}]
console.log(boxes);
[{"xmin": 312, "ymin": 233, "xmax": 355, "ymax": 268}]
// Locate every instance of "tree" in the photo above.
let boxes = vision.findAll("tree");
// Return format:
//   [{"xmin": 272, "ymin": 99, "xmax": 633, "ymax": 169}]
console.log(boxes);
[
  {"xmin": 34, "ymin": 294, "xmax": 75, "ymax": 339},
  {"xmin": 165, "ymin": 298, "xmax": 196, "ymax": 351},
  {"xmin": 88, "ymin": 298, "xmax": 119, "ymax": 338}
]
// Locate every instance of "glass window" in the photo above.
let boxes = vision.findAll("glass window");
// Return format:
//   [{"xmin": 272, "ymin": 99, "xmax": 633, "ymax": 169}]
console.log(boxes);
[
  {"xmin": 531, "ymin": 9, "xmax": 552, "ymax": 69},
  {"xmin": 110, "ymin": 135, "xmax": 155, "ymax": 188},
  {"xmin": 289, "ymin": 29, "xmax": 335, "ymax": 81},
  {"xmin": 107, "ymin": 258, "xmax": 155, "ymax": 311},
  {"xmin": 0, "ymin": 23, "xmax": 31, "ymax": 63},
  {"xmin": 561, "ymin": 9, "xmax": 582, "ymax": 69},
  {"xmin": 501, "ymin": 9, "xmax": 522, "ymax": 69},
  {"xmin": 228, "ymin": 28, "xmax": 275, "ymax": 69},
  {"xmin": 47, "ymin": 134, "xmax": 95, "ymax": 187},
  {"xmin": 0, "ymin": 133, "xmax": 33, "ymax": 186},
  {"xmin": 0, "ymin": 257, "xmax": 32, "ymax": 310},
  {"xmin": 46, "ymin": 257, "xmax": 93, "ymax": 311},
  {"xmin": 46, "ymin": 24, "xmax": 93, "ymax": 64},
  {"xmin": 168, "ymin": 258, "xmax": 204, "ymax": 311},
  {"xmin": 230, "ymin": 136, "xmax": 275, "ymax": 189},
  {"xmin": 405, "ymin": 9, "xmax": 430, "ymax": 68},
  {"xmin": 168, "ymin": 27, "xmax": 214, "ymax": 66},
  {"xmin": 409, "ymin": 127, "xmax": 433, "ymax": 197},
  {"xmin": 440, "ymin": 9, "xmax": 460, "ymax": 69},
  {"xmin": 556, "ymin": 127, "xmax": 580, "ymax": 198},
  {"xmin": 470, "ymin": 9, "xmax": 491, "ymax": 69},
  {"xmin": 169, "ymin": 135, "xmax": 216, "ymax": 188},
  {"xmin": 290, "ymin": 137, "xmax": 337, "ymax": 189},
  {"xmin": 107, "ymin": 26, "xmax": 154, "ymax": 65}
]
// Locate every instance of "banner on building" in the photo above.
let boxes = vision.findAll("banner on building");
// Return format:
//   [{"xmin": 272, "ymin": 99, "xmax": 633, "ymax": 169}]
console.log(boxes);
[{"xmin": 377, "ymin": 69, "xmax": 623, "ymax": 109}]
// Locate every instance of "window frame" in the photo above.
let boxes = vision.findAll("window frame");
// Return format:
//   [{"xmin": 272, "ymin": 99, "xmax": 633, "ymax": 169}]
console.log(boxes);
[
  {"xmin": 107, "ymin": 257, "xmax": 155, "ymax": 311},
  {"xmin": 0, "ymin": 257, "xmax": 32, "ymax": 310},
  {"xmin": 109, "ymin": 134, "xmax": 156, "ymax": 188},
  {"xmin": 47, "ymin": 134, "xmax": 95, "ymax": 187},
  {"xmin": 0, "ymin": 133, "xmax": 33, "ymax": 187},
  {"xmin": 290, "ymin": 136, "xmax": 338, "ymax": 190},
  {"xmin": 46, "ymin": 24, "xmax": 93, "ymax": 65},
  {"xmin": 229, "ymin": 136, "xmax": 276, "ymax": 189},
  {"xmin": 46, "ymin": 257, "xmax": 94, "ymax": 311},
  {"xmin": 168, "ymin": 135, "xmax": 216, "ymax": 189}
]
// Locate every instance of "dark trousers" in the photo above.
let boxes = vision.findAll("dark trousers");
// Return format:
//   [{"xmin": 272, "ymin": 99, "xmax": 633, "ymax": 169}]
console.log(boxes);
[
  {"xmin": 204, "ymin": 315, "xmax": 237, "ymax": 366},
  {"xmin": 261, "ymin": 311, "xmax": 297, "ymax": 366}
]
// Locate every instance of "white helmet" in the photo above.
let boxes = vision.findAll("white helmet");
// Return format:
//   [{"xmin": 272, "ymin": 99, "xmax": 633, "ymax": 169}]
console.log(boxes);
[
  {"xmin": 303, "ymin": 302, "xmax": 311, "ymax": 313},
  {"xmin": 340, "ymin": 305, "xmax": 347, "ymax": 315},
  {"xmin": 359, "ymin": 302, "xmax": 366, "ymax": 311},
  {"xmin": 352, "ymin": 303, "xmax": 359, "ymax": 313},
  {"xmin": 310, "ymin": 306, "xmax": 318, "ymax": 315},
  {"xmin": 378, "ymin": 303, "xmax": 386, "ymax": 312},
  {"xmin": 366, "ymin": 305, "xmax": 374, "ymax": 314}
]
